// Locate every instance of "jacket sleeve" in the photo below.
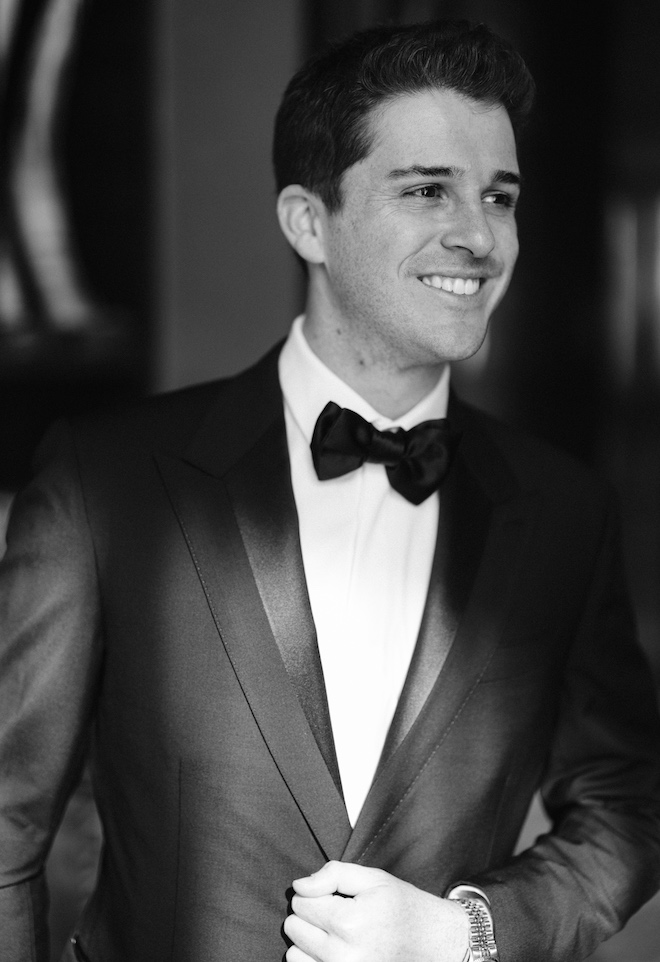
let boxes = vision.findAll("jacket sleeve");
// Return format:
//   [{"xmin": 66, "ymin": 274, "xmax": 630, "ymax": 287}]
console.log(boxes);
[
  {"xmin": 0, "ymin": 421, "xmax": 104, "ymax": 960},
  {"xmin": 474, "ymin": 495, "xmax": 660, "ymax": 961}
]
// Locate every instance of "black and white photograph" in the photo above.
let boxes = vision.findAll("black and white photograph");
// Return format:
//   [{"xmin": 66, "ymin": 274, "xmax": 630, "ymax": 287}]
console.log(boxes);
[{"xmin": 1, "ymin": 2, "xmax": 660, "ymax": 960}]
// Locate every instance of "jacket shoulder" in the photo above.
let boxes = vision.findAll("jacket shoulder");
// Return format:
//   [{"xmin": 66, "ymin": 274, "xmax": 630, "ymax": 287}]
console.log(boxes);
[
  {"xmin": 58, "ymin": 342, "xmax": 283, "ymax": 463},
  {"xmin": 455, "ymin": 398, "xmax": 613, "ymax": 509}
]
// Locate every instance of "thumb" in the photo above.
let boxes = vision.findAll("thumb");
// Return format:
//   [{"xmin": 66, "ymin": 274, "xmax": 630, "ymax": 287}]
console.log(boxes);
[{"xmin": 293, "ymin": 860, "xmax": 387, "ymax": 897}]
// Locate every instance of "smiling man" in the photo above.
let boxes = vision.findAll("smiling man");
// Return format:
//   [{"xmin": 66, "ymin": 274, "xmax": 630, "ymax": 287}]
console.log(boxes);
[
  {"xmin": 278, "ymin": 87, "xmax": 520, "ymax": 416},
  {"xmin": 1, "ymin": 19, "xmax": 660, "ymax": 962}
]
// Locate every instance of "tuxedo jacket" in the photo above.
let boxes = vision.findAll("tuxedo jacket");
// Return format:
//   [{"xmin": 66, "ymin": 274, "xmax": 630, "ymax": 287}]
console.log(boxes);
[{"xmin": 1, "ymin": 343, "xmax": 660, "ymax": 962}]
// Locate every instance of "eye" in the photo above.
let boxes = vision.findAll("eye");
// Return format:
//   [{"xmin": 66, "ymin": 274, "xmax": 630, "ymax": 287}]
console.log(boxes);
[
  {"xmin": 406, "ymin": 184, "xmax": 445, "ymax": 199},
  {"xmin": 484, "ymin": 191, "xmax": 517, "ymax": 209}
]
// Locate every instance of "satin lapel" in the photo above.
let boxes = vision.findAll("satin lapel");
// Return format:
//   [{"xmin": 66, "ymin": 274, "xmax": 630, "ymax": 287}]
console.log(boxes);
[
  {"xmin": 222, "ymin": 418, "xmax": 343, "ymax": 799},
  {"xmin": 156, "ymin": 349, "xmax": 350, "ymax": 858},
  {"xmin": 375, "ymin": 451, "xmax": 487, "ymax": 769},
  {"xmin": 343, "ymin": 400, "xmax": 539, "ymax": 862}
]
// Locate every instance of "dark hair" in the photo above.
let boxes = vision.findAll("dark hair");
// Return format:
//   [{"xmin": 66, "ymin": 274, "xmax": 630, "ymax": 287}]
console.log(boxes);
[{"xmin": 273, "ymin": 20, "xmax": 535, "ymax": 212}]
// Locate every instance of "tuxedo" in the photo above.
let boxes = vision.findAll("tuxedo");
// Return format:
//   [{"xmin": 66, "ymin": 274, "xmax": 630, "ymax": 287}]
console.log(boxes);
[{"xmin": 1, "ymin": 343, "xmax": 660, "ymax": 962}]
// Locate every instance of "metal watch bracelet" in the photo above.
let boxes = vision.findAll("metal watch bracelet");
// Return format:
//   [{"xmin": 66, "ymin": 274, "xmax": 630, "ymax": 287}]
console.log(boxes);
[
  {"xmin": 456, "ymin": 898, "xmax": 499, "ymax": 961},
  {"xmin": 446, "ymin": 884, "xmax": 499, "ymax": 962}
]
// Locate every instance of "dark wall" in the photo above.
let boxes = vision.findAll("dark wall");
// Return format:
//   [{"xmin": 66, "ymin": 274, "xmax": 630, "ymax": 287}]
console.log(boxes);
[
  {"xmin": 1, "ymin": 0, "xmax": 153, "ymax": 489},
  {"xmin": 154, "ymin": 0, "xmax": 300, "ymax": 390}
]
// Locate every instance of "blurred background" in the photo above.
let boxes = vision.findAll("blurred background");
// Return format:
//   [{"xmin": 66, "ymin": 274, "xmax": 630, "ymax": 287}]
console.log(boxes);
[{"xmin": 1, "ymin": 0, "xmax": 659, "ymax": 957}]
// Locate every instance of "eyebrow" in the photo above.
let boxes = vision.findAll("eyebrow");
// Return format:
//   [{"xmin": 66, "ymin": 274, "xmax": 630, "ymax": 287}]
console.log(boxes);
[{"xmin": 387, "ymin": 164, "xmax": 522, "ymax": 187}]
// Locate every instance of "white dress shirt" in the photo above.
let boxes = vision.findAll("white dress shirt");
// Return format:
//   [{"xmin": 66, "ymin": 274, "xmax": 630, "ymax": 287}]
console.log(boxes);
[{"xmin": 278, "ymin": 315, "xmax": 450, "ymax": 824}]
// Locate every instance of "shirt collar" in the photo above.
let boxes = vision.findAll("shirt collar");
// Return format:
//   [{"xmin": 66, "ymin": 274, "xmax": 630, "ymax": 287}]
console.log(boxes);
[{"xmin": 279, "ymin": 314, "xmax": 451, "ymax": 444}]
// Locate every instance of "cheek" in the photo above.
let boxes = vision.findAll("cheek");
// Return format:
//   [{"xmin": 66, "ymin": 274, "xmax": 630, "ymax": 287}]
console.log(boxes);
[
  {"xmin": 501, "ymin": 223, "xmax": 519, "ymax": 267},
  {"xmin": 324, "ymin": 213, "xmax": 418, "ymax": 309},
  {"xmin": 330, "ymin": 227, "xmax": 388, "ymax": 291}
]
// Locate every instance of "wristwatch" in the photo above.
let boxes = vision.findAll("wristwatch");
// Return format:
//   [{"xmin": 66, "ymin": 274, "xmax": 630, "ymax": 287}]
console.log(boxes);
[{"xmin": 446, "ymin": 884, "xmax": 499, "ymax": 962}]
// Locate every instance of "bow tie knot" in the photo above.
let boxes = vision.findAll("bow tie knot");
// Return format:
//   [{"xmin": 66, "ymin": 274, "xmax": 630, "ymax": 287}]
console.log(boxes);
[{"xmin": 310, "ymin": 401, "xmax": 459, "ymax": 504}]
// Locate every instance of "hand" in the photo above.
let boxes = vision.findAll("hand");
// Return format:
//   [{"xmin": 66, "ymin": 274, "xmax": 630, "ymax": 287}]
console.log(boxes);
[{"xmin": 283, "ymin": 860, "xmax": 469, "ymax": 962}]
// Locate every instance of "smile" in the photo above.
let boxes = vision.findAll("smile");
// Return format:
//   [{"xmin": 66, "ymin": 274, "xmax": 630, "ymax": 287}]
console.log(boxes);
[{"xmin": 419, "ymin": 275, "xmax": 481, "ymax": 295}]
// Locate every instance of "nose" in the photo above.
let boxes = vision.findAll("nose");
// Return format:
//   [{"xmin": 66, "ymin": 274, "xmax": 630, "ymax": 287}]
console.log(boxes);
[{"xmin": 440, "ymin": 200, "xmax": 496, "ymax": 259}]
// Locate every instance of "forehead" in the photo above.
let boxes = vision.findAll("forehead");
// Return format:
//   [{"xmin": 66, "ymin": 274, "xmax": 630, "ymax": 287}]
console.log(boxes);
[{"xmin": 359, "ymin": 87, "xmax": 518, "ymax": 176}]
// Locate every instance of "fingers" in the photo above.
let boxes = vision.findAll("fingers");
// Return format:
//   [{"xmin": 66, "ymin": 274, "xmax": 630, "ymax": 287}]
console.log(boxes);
[
  {"xmin": 293, "ymin": 859, "xmax": 387, "ymax": 897},
  {"xmin": 284, "ymin": 911, "xmax": 329, "ymax": 961},
  {"xmin": 285, "ymin": 948, "xmax": 316, "ymax": 962},
  {"xmin": 291, "ymin": 893, "xmax": 336, "ymax": 928},
  {"xmin": 286, "ymin": 882, "xmax": 359, "ymax": 961},
  {"xmin": 287, "ymin": 863, "xmax": 466, "ymax": 962}
]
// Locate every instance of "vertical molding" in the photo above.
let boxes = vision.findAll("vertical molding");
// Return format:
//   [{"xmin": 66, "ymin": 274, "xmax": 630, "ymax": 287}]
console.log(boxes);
[
  {"xmin": 152, "ymin": 0, "xmax": 179, "ymax": 391},
  {"xmin": 153, "ymin": 0, "xmax": 303, "ymax": 392}
]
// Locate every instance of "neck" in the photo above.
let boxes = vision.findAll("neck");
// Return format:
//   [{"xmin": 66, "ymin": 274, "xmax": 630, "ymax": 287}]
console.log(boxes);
[{"xmin": 302, "ymin": 310, "xmax": 446, "ymax": 421}]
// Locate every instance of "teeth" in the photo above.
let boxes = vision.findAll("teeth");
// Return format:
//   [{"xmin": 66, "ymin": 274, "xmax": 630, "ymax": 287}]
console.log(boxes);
[{"xmin": 421, "ymin": 275, "xmax": 480, "ymax": 295}]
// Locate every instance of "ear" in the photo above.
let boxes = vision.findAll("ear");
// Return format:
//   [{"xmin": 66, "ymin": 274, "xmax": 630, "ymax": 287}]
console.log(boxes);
[{"xmin": 277, "ymin": 185, "xmax": 327, "ymax": 265}]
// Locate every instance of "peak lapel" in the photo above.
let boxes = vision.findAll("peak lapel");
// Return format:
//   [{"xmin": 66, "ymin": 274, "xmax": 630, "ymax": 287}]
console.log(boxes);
[
  {"xmin": 343, "ymin": 400, "xmax": 539, "ymax": 862},
  {"xmin": 156, "ymin": 348, "xmax": 350, "ymax": 858}
]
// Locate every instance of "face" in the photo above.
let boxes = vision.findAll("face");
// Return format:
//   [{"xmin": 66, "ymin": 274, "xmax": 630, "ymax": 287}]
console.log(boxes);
[{"xmin": 306, "ymin": 88, "xmax": 520, "ymax": 376}]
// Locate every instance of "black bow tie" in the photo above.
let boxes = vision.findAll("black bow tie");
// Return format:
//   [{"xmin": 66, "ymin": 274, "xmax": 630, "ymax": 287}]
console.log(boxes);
[{"xmin": 310, "ymin": 401, "xmax": 459, "ymax": 505}]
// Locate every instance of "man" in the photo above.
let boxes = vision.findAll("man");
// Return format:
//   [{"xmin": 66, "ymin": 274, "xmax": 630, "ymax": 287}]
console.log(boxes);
[{"xmin": 1, "ymin": 19, "xmax": 660, "ymax": 962}]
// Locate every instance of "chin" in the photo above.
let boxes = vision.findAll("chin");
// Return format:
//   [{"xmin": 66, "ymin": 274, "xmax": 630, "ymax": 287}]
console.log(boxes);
[{"xmin": 426, "ymin": 322, "xmax": 490, "ymax": 364}]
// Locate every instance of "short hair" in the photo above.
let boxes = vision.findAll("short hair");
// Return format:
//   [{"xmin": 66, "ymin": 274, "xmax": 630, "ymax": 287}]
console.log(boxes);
[{"xmin": 273, "ymin": 20, "xmax": 535, "ymax": 212}]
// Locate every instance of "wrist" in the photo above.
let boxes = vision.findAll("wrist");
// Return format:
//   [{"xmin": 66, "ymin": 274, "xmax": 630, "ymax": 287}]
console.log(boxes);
[{"xmin": 446, "ymin": 884, "xmax": 499, "ymax": 962}]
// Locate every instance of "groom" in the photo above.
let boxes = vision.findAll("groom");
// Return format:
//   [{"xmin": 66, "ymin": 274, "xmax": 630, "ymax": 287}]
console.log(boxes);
[{"xmin": 1, "ymin": 19, "xmax": 660, "ymax": 962}]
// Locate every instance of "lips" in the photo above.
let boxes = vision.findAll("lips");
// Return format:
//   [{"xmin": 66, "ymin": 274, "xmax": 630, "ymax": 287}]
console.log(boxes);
[{"xmin": 420, "ymin": 275, "xmax": 481, "ymax": 295}]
